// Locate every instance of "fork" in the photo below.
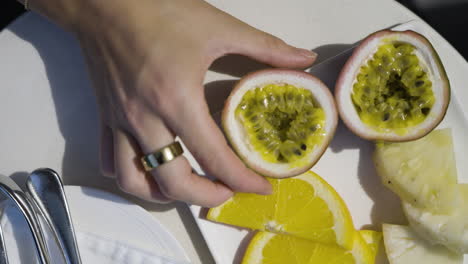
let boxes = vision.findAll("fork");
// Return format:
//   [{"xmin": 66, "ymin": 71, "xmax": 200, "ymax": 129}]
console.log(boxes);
[
  {"xmin": 0, "ymin": 208, "xmax": 8, "ymax": 264},
  {"xmin": 26, "ymin": 168, "xmax": 82, "ymax": 264},
  {"xmin": 0, "ymin": 174, "xmax": 51, "ymax": 264}
]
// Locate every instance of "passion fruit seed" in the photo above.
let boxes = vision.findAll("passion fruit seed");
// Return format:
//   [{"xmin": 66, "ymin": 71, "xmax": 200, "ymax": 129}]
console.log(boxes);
[
  {"xmin": 235, "ymin": 84, "xmax": 325, "ymax": 163},
  {"xmin": 351, "ymin": 43, "xmax": 435, "ymax": 133}
]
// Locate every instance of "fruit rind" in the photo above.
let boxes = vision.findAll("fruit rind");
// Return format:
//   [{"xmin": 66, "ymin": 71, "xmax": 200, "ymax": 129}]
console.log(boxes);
[
  {"xmin": 335, "ymin": 30, "xmax": 450, "ymax": 142},
  {"xmin": 359, "ymin": 230, "xmax": 383, "ymax": 260},
  {"xmin": 223, "ymin": 69, "xmax": 338, "ymax": 178},
  {"xmin": 382, "ymin": 224, "xmax": 463, "ymax": 264},
  {"xmin": 206, "ymin": 171, "xmax": 355, "ymax": 249},
  {"xmin": 402, "ymin": 185, "xmax": 468, "ymax": 254},
  {"xmin": 241, "ymin": 232, "xmax": 275, "ymax": 264},
  {"xmin": 241, "ymin": 231, "xmax": 374, "ymax": 264},
  {"xmin": 294, "ymin": 171, "xmax": 355, "ymax": 248}
]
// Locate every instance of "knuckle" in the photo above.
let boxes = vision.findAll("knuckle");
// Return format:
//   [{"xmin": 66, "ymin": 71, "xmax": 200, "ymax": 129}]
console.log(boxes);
[
  {"xmin": 158, "ymin": 179, "xmax": 185, "ymax": 200},
  {"xmin": 141, "ymin": 79, "xmax": 183, "ymax": 118},
  {"xmin": 262, "ymin": 34, "xmax": 286, "ymax": 50},
  {"xmin": 147, "ymin": 88, "xmax": 176, "ymax": 116},
  {"xmin": 197, "ymin": 152, "xmax": 219, "ymax": 175},
  {"xmin": 120, "ymin": 99, "xmax": 144, "ymax": 128}
]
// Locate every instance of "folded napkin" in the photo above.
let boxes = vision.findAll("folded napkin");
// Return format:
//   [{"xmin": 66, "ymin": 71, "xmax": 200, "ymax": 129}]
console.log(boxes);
[{"xmin": 0, "ymin": 201, "xmax": 191, "ymax": 264}]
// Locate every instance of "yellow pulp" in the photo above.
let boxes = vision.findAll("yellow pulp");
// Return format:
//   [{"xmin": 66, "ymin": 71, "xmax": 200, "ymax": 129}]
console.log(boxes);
[
  {"xmin": 207, "ymin": 171, "xmax": 355, "ymax": 249},
  {"xmin": 236, "ymin": 84, "xmax": 325, "ymax": 164},
  {"xmin": 352, "ymin": 43, "xmax": 435, "ymax": 134},
  {"xmin": 241, "ymin": 231, "xmax": 374, "ymax": 264}
]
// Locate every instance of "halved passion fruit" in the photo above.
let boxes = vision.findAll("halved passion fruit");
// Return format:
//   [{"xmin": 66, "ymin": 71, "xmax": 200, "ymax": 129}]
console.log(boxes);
[
  {"xmin": 335, "ymin": 30, "xmax": 450, "ymax": 141},
  {"xmin": 222, "ymin": 69, "xmax": 337, "ymax": 178}
]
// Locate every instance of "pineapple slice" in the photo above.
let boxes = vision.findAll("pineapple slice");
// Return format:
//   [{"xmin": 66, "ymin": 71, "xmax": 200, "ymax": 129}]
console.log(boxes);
[
  {"xmin": 382, "ymin": 224, "xmax": 462, "ymax": 264},
  {"xmin": 403, "ymin": 184, "xmax": 468, "ymax": 253},
  {"xmin": 373, "ymin": 128, "xmax": 458, "ymax": 213}
]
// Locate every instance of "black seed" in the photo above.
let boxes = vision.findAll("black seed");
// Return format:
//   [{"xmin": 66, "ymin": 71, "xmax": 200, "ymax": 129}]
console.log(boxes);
[
  {"xmin": 382, "ymin": 113, "xmax": 390, "ymax": 121},
  {"xmin": 422, "ymin": 107, "xmax": 430, "ymax": 115},
  {"xmin": 414, "ymin": 199, "xmax": 417, "ymax": 202},
  {"xmin": 294, "ymin": 149, "xmax": 302, "ymax": 156},
  {"xmin": 250, "ymin": 115, "xmax": 259, "ymax": 122},
  {"xmin": 354, "ymin": 105, "xmax": 362, "ymax": 113},
  {"xmin": 300, "ymin": 144, "xmax": 307, "ymax": 150},
  {"xmin": 388, "ymin": 180, "xmax": 392, "ymax": 184},
  {"xmin": 415, "ymin": 80, "xmax": 424, "ymax": 87},
  {"xmin": 277, "ymin": 155, "xmax": 285, "ymax": 162}
]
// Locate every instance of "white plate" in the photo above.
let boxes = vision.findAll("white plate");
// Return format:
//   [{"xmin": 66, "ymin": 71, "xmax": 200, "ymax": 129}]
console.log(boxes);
[
  {"xmin": 188, "ymin": 20, "xmax": 468, "ymax": 263},
  {"xmin": 1, "ymin": 186, "xmax": 190, "ymax": 263},
  {"xmin": 66, "ymin": 186, "xmax": 189, "ymax": 262}
]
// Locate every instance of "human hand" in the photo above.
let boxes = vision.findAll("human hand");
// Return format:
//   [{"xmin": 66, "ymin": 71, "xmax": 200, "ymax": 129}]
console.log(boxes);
[{"xmin": 33, "ymin": 0, "xmax": 317, "ymax": 206}]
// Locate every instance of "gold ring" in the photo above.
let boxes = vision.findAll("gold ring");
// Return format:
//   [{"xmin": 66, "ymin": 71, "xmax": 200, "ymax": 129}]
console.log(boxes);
[{"xmin": 141, "ymin": 141, "xmax": 184, "ymax": 171}]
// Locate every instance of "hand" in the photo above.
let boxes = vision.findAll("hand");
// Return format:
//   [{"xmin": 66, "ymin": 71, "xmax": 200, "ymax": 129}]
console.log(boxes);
[{"xmin": 32, "ymin": 0, "xmax": 317, "ymax": 207}]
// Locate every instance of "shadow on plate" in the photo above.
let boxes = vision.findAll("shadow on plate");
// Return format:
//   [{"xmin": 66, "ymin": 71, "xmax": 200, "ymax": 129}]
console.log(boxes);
[
  {"xmin": 175, "ymin": 205, "xmax": 217, "ymax": 264},
  {"xmin": 233, "ymin": 232, "xmax": 255, "ymax": 264},
  {"xmin": 8, "ymin": 171, "xmax": 29, "ymax": 191},
  {"xmin": 329, "ymin": 122, "xmax": 406, "ymax": 230},
  {"xmin": 204, "ymin": 79, "xmax": 237, "ymax": 115}
]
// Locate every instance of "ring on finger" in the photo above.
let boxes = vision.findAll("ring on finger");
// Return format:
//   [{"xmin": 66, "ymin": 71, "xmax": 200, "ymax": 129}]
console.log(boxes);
[{"xmin": 140, "ymin": 141, "xmax": 184, "ymax": 171}]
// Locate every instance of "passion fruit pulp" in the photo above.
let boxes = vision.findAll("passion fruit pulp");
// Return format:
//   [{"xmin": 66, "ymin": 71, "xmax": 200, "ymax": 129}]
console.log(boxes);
[
  {"xmin": 223, "ymin": 69, "xmax": 337, "ymax": 178},
  {"xmin": 336, "ymin": 30, "xmax": 450, "ymax": 142},
  {"xmin": 236, "ymin": 84, "xmax": 325, "ymax": 163}
]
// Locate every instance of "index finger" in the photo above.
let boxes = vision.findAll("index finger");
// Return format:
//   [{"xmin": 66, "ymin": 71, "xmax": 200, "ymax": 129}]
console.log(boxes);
[{"xmin": 164, "ymin": 92, "xmax": 272, "ymax": 195}]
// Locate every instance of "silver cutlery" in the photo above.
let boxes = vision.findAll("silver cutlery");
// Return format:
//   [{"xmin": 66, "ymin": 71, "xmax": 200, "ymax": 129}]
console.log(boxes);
[
  {"xmin": 0, "ymin": 206, "xmax": 8, "ymax": 264},
  {"xmin": 26, "ymin": 168, "xmax": 82, "ymax": 264},
  {"xmin": 0, "ymin": 174, "xmax": 51, "ymax": 264}
]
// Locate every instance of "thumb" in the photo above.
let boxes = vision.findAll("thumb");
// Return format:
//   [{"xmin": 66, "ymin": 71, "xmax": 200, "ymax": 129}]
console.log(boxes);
[{"xmin": 229, "ymin": 28, "xmax": 317, "ymax": 69}]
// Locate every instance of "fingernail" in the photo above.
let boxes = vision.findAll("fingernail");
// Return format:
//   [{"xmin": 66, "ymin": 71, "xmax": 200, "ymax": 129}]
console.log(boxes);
[{"xmin": 297, "ymin": 48, "xmax": 317, "ymax": 59}]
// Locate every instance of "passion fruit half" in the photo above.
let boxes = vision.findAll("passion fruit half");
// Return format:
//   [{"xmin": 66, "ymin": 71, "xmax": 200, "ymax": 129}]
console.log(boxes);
[
  {"xmin": 222, "ymin": 69, "xmax": 337, "ymax": 178},
  {"xmin": 335, "ymin": 30, "xmax": 450, "ymax": 141}
]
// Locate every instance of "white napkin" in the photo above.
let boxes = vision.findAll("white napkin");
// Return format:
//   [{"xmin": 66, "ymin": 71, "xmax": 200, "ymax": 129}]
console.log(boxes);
[{"xmin": 0, "ymin": 201, "xmax": 191, "ymax": 264}]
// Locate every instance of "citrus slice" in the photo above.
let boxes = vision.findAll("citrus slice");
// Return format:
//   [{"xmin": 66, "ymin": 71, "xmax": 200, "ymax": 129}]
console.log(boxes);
[
  {"xmin": 242, "ymin": 231, "xmax": 373, "ymax": 264},
  {"xmin": 382, "ymin": 224, "xmax": 462, "ymax": 264},
  {"xmin": 359, "ymin": 230, "xmax": 382, "ymax": 261},
  {"xmin": 207, "ymin": 171, "xmax": 355, "ymax": 248},
  {"xmin": 373, "ymin": 128, "xmax": 458, "ymax": 213}
]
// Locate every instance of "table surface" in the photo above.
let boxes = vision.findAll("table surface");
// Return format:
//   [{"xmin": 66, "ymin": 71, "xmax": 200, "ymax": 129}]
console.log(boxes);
[{"xmin": 0, "ymin": 0, "xmax": 451, "ymax": 263}]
